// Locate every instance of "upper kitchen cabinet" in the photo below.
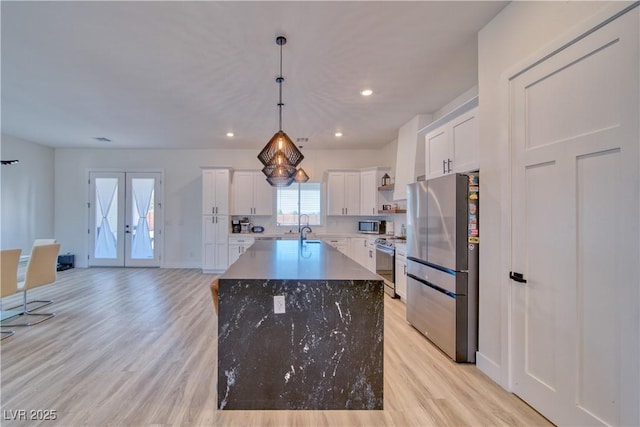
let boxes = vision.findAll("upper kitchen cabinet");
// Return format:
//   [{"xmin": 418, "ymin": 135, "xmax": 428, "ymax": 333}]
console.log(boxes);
[
  {"xmin": 361, "ymin": 167, "xmax": 392, "ymax": 216},
  {"xmin": 393, "ymin": 114, "xmax": 431, "ymax": 201},
  {"xmin": 202, "ymin": 167, "xmax": 230, "ymax": 215},
  {"xmin": 232, "ymin": 170, "xmax": 273, "ymax": 216},
  {"xmin": 326, "ymin": 171, "xmax": 360, "ymax": 216},
  {"xmin": 424, "ymin": 99, "xmax": 479, "ymax": 180}
]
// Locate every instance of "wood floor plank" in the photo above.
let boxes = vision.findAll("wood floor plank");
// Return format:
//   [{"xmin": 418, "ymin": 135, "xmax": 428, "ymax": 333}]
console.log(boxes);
[{"xmin": 0, "ymin": 268, "xmax": 550, "ymax": 426}]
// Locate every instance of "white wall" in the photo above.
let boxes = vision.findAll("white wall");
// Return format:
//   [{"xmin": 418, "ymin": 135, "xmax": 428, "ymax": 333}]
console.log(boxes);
[
  {"xmin": 476, "ymin": 0, "xmax": 623, "ymax": 385},
  {"xmin": 54, "ymin": 146, "xmax": 396, "ymax": 268},
  {"xmin": 0, "ymin": 134, "xmax": 55, "ymax": 253}
]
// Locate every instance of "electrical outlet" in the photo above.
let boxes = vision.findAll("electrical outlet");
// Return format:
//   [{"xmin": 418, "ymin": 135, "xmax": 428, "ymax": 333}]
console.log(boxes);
[{"xmin": 273, "ymin": 295, "xmax": 285, "ymax": 314}]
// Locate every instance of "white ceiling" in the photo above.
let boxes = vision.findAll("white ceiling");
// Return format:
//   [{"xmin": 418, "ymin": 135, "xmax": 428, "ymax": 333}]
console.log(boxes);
[{"xmin": 1, "ymin": 1, "xmax": 507, "ymax": 151}]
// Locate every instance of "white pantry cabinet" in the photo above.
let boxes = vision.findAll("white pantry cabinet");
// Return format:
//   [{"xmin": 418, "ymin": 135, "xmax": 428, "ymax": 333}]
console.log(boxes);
[
  {"xmin": 424, "ymin": 104, "xmax": 479, "ymax": 180},
  {"xmin": 202, "ymin": 167, "xmax": 231, "ymax": 272},
  {"xmin": 202, "ymin": 168, "xmax": 230, "ymax": 215},
  {"xmin": 232, "ymin": 170, "xmax": 273, "ymax": 215},
  {"xmin": 202, "ymin": 215, "xmax": 229, "ymax": 272},
  {"xmin": 326, "ymin": 171, "xmax": 360, "ymax": 216}
]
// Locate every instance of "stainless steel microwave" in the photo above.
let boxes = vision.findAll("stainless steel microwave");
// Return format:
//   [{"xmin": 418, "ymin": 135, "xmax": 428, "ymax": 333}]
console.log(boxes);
[{"xmin": 358, "ymin": 220, "xmax": 385, "ymax": 234}]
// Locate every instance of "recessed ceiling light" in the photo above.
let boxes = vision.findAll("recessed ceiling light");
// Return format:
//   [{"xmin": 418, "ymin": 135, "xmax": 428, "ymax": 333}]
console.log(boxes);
[
  {"xmin": 335, "ymin": 132, "xmax": 343, "ymax": 137},
  {"xmin": 360, "ymin": 89, "xmax": 373, "ymax": 96},
  {"xmin": 226, "ymin": 132, "xmax": 234, "ymax": 137}
]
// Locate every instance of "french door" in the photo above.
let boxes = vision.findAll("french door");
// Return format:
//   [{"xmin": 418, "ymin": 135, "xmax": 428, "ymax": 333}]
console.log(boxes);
[
  {"xmin": 89, "ymin": 171, "xmax": 163, "ymax": 267},
  {"xmin": 509, "ymin": 6, "xmax": 638, "ymax": 426}
]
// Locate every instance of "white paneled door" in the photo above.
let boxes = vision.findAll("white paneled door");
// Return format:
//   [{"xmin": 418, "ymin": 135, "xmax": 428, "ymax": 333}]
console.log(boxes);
[
  {"xmin": 509, "ymin": 6, "xmax": 638, "ymax": 426},
  {"xmin": 89, "ymin": 172, "xmax": 163, "ymax": 267}
]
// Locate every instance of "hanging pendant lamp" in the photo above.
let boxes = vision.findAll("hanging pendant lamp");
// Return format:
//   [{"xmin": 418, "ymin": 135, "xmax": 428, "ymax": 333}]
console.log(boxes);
[
  {"xmin": 258, "ymin": 36, "xmax": 304, "ymax": 180},
  {"xmin": 293, "ymin": 167, "xmax": 310, "ymax": 183}
]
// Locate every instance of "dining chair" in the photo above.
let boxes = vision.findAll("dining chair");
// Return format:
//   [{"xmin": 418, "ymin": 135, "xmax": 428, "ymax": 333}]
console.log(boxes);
[
  {"xmin": 12, "ymin": 240, "xmax": 59, "ymax": 312},
  {"xmin": 210, "ymin": 278, "xmax": 219, "ymax": 315},
  {"xmin": 1, "ymin": 249, "xmax": 22, "ymax": 339},
  {"xmin": 2, "ymin": 243, "xmax": 60, "ymax": 327}
]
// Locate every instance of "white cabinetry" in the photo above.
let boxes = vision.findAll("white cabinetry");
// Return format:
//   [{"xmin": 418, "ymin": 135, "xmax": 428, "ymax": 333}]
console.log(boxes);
[
  {"xmin": 326, "ymin": 171, "xmax": 360, "ymax": 216},
  {"xmin": 228, "ymin": 236, "xmax": 255, "ymax": 266},
  {"xmin": 364, "ymin": 238, "xmax": 377, "ymax": 274},
  {"xmin": 349, "ymin": 237, "xmax": 367, "ymax": 267},
  {"xmin": 202, "ymin": 168, "xmax": 230, "ymax": 272},
  {"xmin": 361, "ymin": 168, "xmax": 392, "ymax": 216},
  {"xmin": 424, "ymin": 104, "xmax": 479, "ymax": 180},
  {"xmin": 323, "ymin": 238, "xmax": 349, "ymax": 255},
  {"xmin": 348, "ymin": 237, "xmax": 376, "ymax": 273},
  {"xmin": 232, "ymin": 171, "xmax": 273, "ymax": 215},
  {"xmin": 203, "ymin": 215, "xmax": 229, "ymax": 272},
  {"xmin": 202, "ymin": 168, "xmax": 230, "ymax": 215},
  {"xmin": 393, "ymin": 114, "xmax": 430, "ymax": 201},
  {"xmin": 394, "ymin": 243, "xmax": 407, "ymax": 301}
]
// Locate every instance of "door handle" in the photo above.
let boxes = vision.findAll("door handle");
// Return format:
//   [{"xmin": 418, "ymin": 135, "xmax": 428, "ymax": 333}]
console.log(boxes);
[
  {"xmin": 509, "ymin": 271, "xmax": 527, "ymax": 283},
  {"xmin": 447, "ymin": 158, "xmax": 452, "ymax": 173},
  {"xmin": 443, "ymin": 160, "xmax": 447, "ymax": 174}
]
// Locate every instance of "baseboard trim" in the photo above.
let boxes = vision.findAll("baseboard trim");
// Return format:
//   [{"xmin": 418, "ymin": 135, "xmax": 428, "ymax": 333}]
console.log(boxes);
[{"xmin": 476, "ymin": 351, "xmax": 502, "ymax": 386}]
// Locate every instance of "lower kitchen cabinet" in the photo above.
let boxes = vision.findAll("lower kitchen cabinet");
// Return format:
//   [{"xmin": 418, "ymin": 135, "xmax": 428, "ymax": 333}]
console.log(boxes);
[
  {"xmin": 323, "ymin": 238, "xmax": 349, "ymax": 255},
  {"xmin": 395, "ymin": 243, "xmax": 407, "ymax": 301},
  {"xmin": 228, "ymin": 236, "xmax": 255, "ymax": 266},
  {"xmin": 365, "ymin": 238, "xmax": 377, "ymax": 274}
]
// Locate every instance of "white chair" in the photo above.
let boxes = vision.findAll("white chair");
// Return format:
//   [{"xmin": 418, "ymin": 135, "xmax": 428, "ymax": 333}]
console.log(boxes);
[
  {"xmin": 1, "ymin": 249, "xmax": 22, "ymax": 339},
  {"xmin": 2, "ymin": 243, "xmax": 60, "ymax": 327}
]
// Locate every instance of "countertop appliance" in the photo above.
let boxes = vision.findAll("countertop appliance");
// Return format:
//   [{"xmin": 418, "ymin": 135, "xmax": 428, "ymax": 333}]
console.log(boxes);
[
  {"xmin": 239, "ymin": 217, "xmax": 251, "ymax": 234},
  {"xmin": 358, "ymin": 220, "xmax": 385, "ymax": 235},
  {"xmin": 251, "ymin": 226, "xmax": 264, "ymax": 233},
  {"xmin": 375, "ymin": 237, "xmax": 398, "ymax": 298},
  {"xmin": 406, "ymin": 173, "xmax": 479, "ymax": 363},
  {"xmin": 232, "ymin": 220, "xmax": 241, "ymax": 233}
]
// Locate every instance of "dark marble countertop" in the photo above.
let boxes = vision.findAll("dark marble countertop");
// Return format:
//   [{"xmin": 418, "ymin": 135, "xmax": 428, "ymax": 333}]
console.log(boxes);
[{"xmin": 221, "ymin": 239, "xmax": 381, "ymax": 281}]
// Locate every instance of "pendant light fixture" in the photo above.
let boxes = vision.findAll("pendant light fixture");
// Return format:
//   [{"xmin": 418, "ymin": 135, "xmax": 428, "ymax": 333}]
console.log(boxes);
[
  {"xmin": 258, "ymin": 35, "xmax": 308, "ymax": 187},
  {"xmin": 293, "ymin": 167, "xmax": 310, "ymax": 183}
]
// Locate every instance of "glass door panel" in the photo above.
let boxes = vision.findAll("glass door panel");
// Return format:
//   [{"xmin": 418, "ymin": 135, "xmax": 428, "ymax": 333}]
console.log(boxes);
[
  {"xmin": 89, "ymin": 172, "xmax": 125, "ymax": 266},
  {"xmin": 125, "ymin": 173, "xmax": 161, "ymax": 267},
  {"xmin": 89, "ymin": 171, "xmax": 162, "ymax": 267}
]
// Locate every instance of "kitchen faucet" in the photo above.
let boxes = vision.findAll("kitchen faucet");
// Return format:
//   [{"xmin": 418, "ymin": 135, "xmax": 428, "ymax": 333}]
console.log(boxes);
[
  {"xmin": 298, "ymin": 214, "xmax": 309, "ymax": 231},
  {"xmin": 299, "ymin": 225, "xmax": 312, "ymax": 241}
]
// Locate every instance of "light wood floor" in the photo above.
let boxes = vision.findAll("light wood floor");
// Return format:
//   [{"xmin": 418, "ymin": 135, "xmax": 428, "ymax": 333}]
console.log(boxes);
[{"xmin": 0, "ymin": 268, "xmax": 551, "ymax": 426}]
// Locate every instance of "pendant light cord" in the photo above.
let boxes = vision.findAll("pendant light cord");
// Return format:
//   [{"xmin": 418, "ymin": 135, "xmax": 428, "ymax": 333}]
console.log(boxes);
[{"xmin": 277, "ymin": 38, "xmax": 284, "ymax": 131}]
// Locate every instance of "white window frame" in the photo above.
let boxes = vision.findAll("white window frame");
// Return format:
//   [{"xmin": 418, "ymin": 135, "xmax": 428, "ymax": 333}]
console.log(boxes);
[{"xmin": 276, "ymin": 182, "xmax": 322, "ymax": 227}]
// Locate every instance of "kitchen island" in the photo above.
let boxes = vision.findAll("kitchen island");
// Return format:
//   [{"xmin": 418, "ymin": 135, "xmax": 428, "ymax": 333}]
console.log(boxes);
[{"xmin": 217, "ymin": 239, "xmax": 384, "ymax": 410}]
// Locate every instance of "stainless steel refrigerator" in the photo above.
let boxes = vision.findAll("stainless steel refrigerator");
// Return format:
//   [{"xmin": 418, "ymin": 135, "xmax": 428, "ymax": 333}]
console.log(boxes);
[{"xmin": 406, "ymin": 173, "xmax": 479, "ymax": 362}]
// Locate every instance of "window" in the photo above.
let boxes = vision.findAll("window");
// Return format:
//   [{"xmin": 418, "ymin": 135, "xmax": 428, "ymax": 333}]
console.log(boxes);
[{"xmin": 276, "ymin": 183, "xmax": 321, "ymax": 227}]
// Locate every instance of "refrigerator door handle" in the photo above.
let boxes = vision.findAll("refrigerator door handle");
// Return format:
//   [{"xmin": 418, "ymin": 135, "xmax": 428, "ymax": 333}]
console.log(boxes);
[{"xmin": 509, "ymin": 271, "xmax": 527, "ymax": 283}]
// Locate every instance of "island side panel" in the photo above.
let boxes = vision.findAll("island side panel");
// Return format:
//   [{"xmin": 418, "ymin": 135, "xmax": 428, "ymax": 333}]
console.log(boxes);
[{"xmin": 217, "ymin": 279, "xmax": 384, "ymax": 410}]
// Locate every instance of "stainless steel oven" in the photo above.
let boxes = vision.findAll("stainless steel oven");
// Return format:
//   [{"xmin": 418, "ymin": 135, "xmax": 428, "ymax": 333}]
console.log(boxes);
[{"xmin": 375, "ymin": 238, "xmax": 397, "ymax": 298}]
